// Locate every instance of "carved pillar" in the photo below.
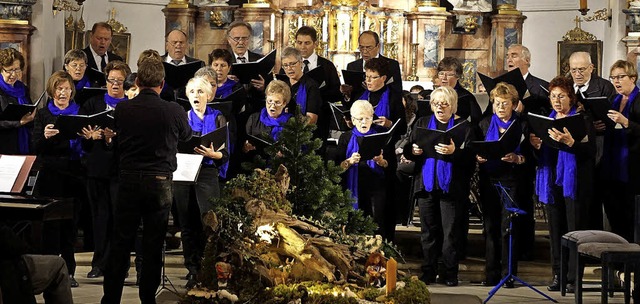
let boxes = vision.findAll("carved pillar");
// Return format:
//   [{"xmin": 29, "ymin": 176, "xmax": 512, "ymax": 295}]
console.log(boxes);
[
  {"xmin": 163, "ymin": 3, "xmax": 198, "ymax": 57},
  {"xmin": 623, "ymin": 6, "xmax": 640, "ymax": 65},
  {"xmin": 0, "ymin": 0, "xmax": 37, "ymax": 86},
  {"xmin": 490, "ymin": 13, "xmax": 526, "ymax": 75},
  {"xmin": 235, "ymin": 7, "xmax": 280, "ymax": 56},
  {"xmin": 406, "ymin": 10, "xmax": 449, "ymax": 83},
  {"xmin": 195, "ymin": 5, "xmax": 238, "ymax": 63}
]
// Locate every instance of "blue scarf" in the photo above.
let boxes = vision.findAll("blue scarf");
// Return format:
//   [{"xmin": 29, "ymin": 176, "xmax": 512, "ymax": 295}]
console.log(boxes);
[
  {"xmin": 103, "ymin": 93, "xmax": 127, "ymax": 109},
  {"xmin": 295, "ymin": 84, "xmax": 308, "ymax": 114},
  {"xmin": 603, "ymin": 86, "xmax": 638, "ymax": 182},
  {"xmin": 216, "ymin": 79, "xmax": 236, "ymax": 98},
  {"xmin": 485, "ymin": 113, "xmax": 515, "ymax": 141},
  {"xmin": 0, "ymin": 76, "xmax": 30, "ymax": 154},
  {"xmin": 345, "ymin": 127, "xmax": 383, "ymax": 209},
  {"xmin": 422, "ymin": 115, "xmax": 454, "ymax": 193},
  {"xmin": 259, "ymin": 108, "xmax": 292, "ymax": 141},
  {"xmin": 535, "ymin": 107, "xmax": 578, "ymax": 203},
  {"xmin": 47, "ymin": 100, "xmax": 83, "ymax": 160},
  {"xmin": 74, "ymin": 76, "xmax": 90, "ymax": 91},
  {"xmin": 359, "ymin": 87, "xmax": 391, "ymax": 120},
  {"xmin": 189, "ymin": 106, "xmax": 229, "ymax": 177}
]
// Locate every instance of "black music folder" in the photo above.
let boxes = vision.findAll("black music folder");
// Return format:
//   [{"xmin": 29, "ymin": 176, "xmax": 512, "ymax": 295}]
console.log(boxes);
[
  {"xmin": 54, "ymin": 110, "xmax": 113, "ymax": 140},
  {"xmin": 178, "ymin": 124, "xmax": 228, "ymax": 154},
  {"xmin": 329, "ymin": 102, "xmax": 351, "ymax": 131},
  {"xmin": 0, "ymin": 90, "xmax": 45, "ymax": 121},
  {"xmin": 580, "ymin": 95, "xmax": 614, "ymax": 129},
  {"xmin": 247, "ymin": 133, "xmax": 274, "ymax": 151},
  {"xmin": 414, "ymin": 121, "xmax": 468, "ymax": 158},
  {"xmin": 342, "ymin": 70, "xmax": 365, "ymax": 88},
  {"xmin": 356, "ymin": 119, "xmax": 400, "ymax": 160},
  {"xmin": 163, "ymin": 61, "xmax": 203, "ymax": 90},
  {"xmin": 231, "ymin": 50, "xmax": 276, "ymax": 84},
  {"xmin": 74, "ymin": 87, "xmax": 107, "ymax": 106},
  {"xmin": 527, "ymin": 112, "xmax": 587, "ymax": 149},
  {"xmin": 207, "ymin": 100, "xmax": 234, "ymax": 118},
  {"xmin": 478, "ymin": 68, "xmax": 528, "ymax": 100},
  {"xmin": 469, "ymin": 121, "xmax": 523, "ymax": 160},
  {"xmin": 86, "ymin": 68, "xmax": 106, "ymax": 87},
  {"xmin": 416, "ymin": 99, "xmax": 433, "ymax": 118}
]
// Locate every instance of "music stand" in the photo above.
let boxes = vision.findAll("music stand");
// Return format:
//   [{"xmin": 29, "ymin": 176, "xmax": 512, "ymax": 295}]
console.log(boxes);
[
  {"xmin": 484, "ymin": 182, "xmax": 557, "ymax": 304},
  {"xmin": 156, "ymin": 240, "xmax": 179, "ymax": 296}
]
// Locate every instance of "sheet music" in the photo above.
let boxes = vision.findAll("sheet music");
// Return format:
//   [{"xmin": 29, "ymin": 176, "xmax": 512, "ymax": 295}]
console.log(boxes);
[
  {"xmin": 173, "ymin": 153, "xmax": 203, "ymax": 182},
  {"xmin": 0, "ymin": 155, "xmax": 26, "ymax": 192}
]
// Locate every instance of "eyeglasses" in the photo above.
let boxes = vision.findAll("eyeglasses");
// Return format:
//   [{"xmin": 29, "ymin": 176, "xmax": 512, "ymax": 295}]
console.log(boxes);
[
  {"xmin": 281, "ymin": 61, "xmax": 299, "ymax": 69},
  {"xmin": 365, "ymin": 75, "xmax": 382, "ymax": 81},
  {"xmin": 494, "ymin": 101, "xmax": 511, "ymax": 108},
  {"xmin": 549, "ymin": 94, "xmax": 567, "ymax": 100},
  {"xmin": 358, "ymin": 45, "xmax": 377, "ymax": 52},
  {"xmin": 167, "ymin": 41, "xmax": 185, "ymax": 47},
  {"xmin": 609, "ymin": 74, "xmax": 628, "ymax": 81},
  {"xmin": 2, "ymin": 68, "xmax": 22, "ymax": 75},
  {"xmin": 437, "ymin": 72, "xmax": 457, "ymax": 79},
  {"xmin": 228, "ymin": 36, "xmax": 250, "ymax": 43},
  {"xmin": 266, "ymin": 99, "xmax": 284, "ymax": 106},
  {"xmin": 430, "ymin": 101, "xmax": 450, "ymax": 108},
  {"xmin": 570, "ymin": 67, "xmax": 590, "ymax": 75},
  {"xmin": 352, "ymin": 116, "xmax": 373, "ymax": 123},
  {"xmin": 66, "ymin": 63, "xmax": 86, "ymax": 70},
  {"xmin": 56, "ymin": 88, "xmax": 72, "ymax": 93},
  {"xmin": 106, "ymin": 79, "xmax": 124, "ymax": 85}
]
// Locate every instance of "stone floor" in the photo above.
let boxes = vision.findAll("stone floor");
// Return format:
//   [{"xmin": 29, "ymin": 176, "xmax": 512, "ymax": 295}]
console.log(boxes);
[{"xmin": 34, "ymin": 253, "xmax": 631, "ymax": 304}]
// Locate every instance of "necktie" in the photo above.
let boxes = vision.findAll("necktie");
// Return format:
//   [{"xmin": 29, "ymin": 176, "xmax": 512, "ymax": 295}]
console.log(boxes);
[
  {"xmin": 100, "ymin": 54, "xmax": 107, "ymax": 72},
  {"xmin": 303, "ymin": 59, "xmax": 310, "ymax": 74},
  {"xmin": 171, "ymin": 59, "xmax": 182, "ymax": 66},
  {"xmin": 238, "ymin": 56, "xmax": 246, "ymax": 63}
]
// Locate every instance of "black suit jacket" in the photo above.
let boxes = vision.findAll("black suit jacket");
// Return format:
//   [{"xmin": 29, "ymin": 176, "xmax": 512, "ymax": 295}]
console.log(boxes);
[
  {"xmin": 316, "ymin": 55, "xmax": 342, "ymax": 103},
  {"xmin": 160, "ymin": 54, "xmax": 204, "ymax": 66},
  {"xmin": 230, "ymin": 51, "xmax": 262, "ymax": 64},
  {"xmin": 346, "ymin": 55, "xmax": 403, "ymax": 94},
  {"xmin": 581, "ymin": 75, "xmax": 616, "ymax": 100},
  {"xmin": 82, "ymin": 46, "xmax": 123, "ymax": 72},
  {"xmin": 524, "ymin": 73, "xmax": 550, "ymax": 115}
]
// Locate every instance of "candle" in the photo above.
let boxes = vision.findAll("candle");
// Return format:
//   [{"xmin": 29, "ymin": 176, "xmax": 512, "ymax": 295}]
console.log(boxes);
[
  {"xmin": 379, "ymin": 0, "xmax": 383, "ymax": 7},
  {"xmin": 386, "ymin": 19, "xmax": 392, "ymax": 43},
  {"xmin": 270, "ymin": 13, "xmax": 275, "ymax": 41},
  {"xmin": 308, "ymin": 0, "xmax": 313, "ymax": 6},
  {"xmin": 322, "ymin": 15, "xmax": 328, "ymax": 42},
  {"xmin": 298, "ymin": 16, "xmax": 303, "ymax": 27},
  {"xmin": 412, "ymin": 20, "xmax": 417, "ymax": 44},
  {"xmin": 580, "ymin": 0, "xmax": 587, "ymax": 10}
]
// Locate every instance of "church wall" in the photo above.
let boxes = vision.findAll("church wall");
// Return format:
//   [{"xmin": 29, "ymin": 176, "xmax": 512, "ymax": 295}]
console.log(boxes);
[{"xmin": 30, "ymin": 0, "xmax": 66, "ymax": 100}]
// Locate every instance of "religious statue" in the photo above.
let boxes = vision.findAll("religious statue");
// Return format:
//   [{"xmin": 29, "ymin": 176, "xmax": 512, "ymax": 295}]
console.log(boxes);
[
  {"xmin": 448, "ymin": 0, "xmax": 493, "ymax": 12},
  {"xmin": 365, "ymin": 252, "xmax": 387, "ymax": 288}
]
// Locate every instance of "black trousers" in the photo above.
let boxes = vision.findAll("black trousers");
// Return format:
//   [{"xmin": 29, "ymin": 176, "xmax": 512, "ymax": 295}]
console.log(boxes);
[
  {"xmin": 546, "ymin": 185, "xmax": 587, "ymax": 283},
  {"xmin": 102, "ymin": 172, "xmax": 172, "ymax": 304},
  {"xmin": 173, "ymin": 166, "xmax": 220, "ymax": 275},
  {"xmin": 416, "ymin": 189, "xmax": 465, "ymax": 281},
  {"xmin": 85, "ymin": 177, "xmax": 118, "ymax": 271},
  {"xmin": 479, "ymin": 178, "xmax": 521, "ymax": 281}
]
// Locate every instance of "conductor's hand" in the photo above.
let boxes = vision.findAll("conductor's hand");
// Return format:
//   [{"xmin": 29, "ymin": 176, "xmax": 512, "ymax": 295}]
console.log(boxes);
[
  {"xmin": 227, "ymin": 74, "xmax": 239, "ymax": 82},
  {"xmin": 251, "ymin": 75, "xmax": 265, "ymax": 91},
  {"xmin": 81, "ymin": 125, "xmax": 103, "ymax": 140},
  {"xmin": 347, "ymin": 152, "xmax": 361, "ymax": 165},
  {"xmin": 195, "ymin": 142, "xmax": 223, "ymax": 159},
  {"xmin": 607, "ymin": 110, "xmax": 629, "ymax": 128},
  {"xmin": 340, "ymin": 84, "xmax": 353, "ymax": 97},
  {"xmin": 104, "ymin": 127, "xmax": 117, "ymax": 144},
  {"xmin": 529, "ymin": 133, "xmax": 542, "ymax": 150},
  {"xmin": 20, "ymin": 110, "xmax": 36, "ymax": 126},
  {"xmin": 435, "ymin": 138, "xmax": 455, "ymax": 155},
  {"xmin": 373, "ymin": 116, "xmax": 392, "ymax": 128},
  {"xmin": 549, "ymin": 127, "xmax": 575, "ymax": 147},
  {"xmin": 476, "ymin": 155, "xmax": 487, "ymax": 163},
  {"xmin": 44, "ymin": 124, "xmax": 59, "ymax": 139},
  {"xmin": 412, "ymin": 143, "xmax": 423, "ymax": 156},
  {"xmin": 593, "ymin": 120, "xmax": 606, "ymax": 131},
  {"xmin": 243, "ymin": 140, "xmax": 256, "ymax": 153}
]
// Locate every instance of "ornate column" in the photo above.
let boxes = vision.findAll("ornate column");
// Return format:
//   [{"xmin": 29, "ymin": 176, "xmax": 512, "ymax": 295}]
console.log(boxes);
[
  {"xmin": 490, "ymin": 13, "xmax": 526, "ymax": 75},
  {"xmin": 195, "ymin": 5, "xmax": 239, "ymax": 63},
  {"xmin": 235, "ymin": 5, "xmax": 280, "ymax": 56},
  {"xmin": 0, "ymin": 0, "xmax": 37, "ymax": 85},
  {"xmin": 623, "ymin": 2, "xmax": 640, "ymax": 65},
  {"xmin": 163, "ymin": 0, "xmax": 198, "ymax": 57},
  {"xmin": 406, "ymin": 8, "xmax": 449, "ymax": 83}
]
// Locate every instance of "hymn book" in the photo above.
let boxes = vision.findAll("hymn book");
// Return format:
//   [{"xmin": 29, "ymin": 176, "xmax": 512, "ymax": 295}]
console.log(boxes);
[
  {"xmin": 163, "ymin": 61, "xmax": 204, "ymax": 91},
  {"xmin": 527, "ymin": 112, "xmax": 587, "ymax": 149},
  {"xmin": 231, "ymin": 50, "xmax": 276, "ymax": 85},
  {"xmin": 469, "ymin": 121, "xmax": 523, "ymax": 160},
  {"xmin": 178, "ymin": 124, "xmax": 229, "ymax": 154},
  {"xmin": 414, "ymin": 120, "xmax": 469, "ymax": 158},
  {"xmin": 0, "ymin": 90, "xmax": 45, "ymax": 121},
  {"xmin": 54, "ymin": 110, "xmax": 113, "ymax": 140},
  {"xmin": 356, "ymin": 120, "xmax": 401, "ymax": 160}
]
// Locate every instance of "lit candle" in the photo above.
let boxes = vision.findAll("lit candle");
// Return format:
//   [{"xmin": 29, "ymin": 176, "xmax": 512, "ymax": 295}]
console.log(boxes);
[
  {"xmin": 386, "ymin": 19, "xmax": 392, "ymax": 43},
  {"xmin": 298, "ymin": 16, "xmax": 303, "ymax": 27},
  {"xmin": 412, "ymin": 20, "xmax": 417, "ymax": 44},
  {"xmin": 580, "ymin": 0, "xmax": 587, "ymax": 10},
  {"xmin": 270, "ymin": 13, "xmax": 275, "ymax": 41},
  {"xmin": 308, "ymin": 0, "xmax": 313, "ymax": 6},
  {"xmin": 379, "ymin": 0, "xmax": 383, "ymax": 7}
]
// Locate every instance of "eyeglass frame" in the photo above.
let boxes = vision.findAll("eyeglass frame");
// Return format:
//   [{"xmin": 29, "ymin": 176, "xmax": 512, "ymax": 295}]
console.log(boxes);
[
  {"xmin": 437, "ymin": 72, "xmax": 458, "ymax": 79},
  {"xmin": 55, "ymin": 87, "xmax": 72, "ymax": 93},
  {"xmin": 166, "ymin": 40, "xmax": 186, "ymax": 47},
  {"xmin": 106, "ymin": 78, "xmax": 125, "ymax": 85},
  {"xmin": 430, "ymin": 101, "xmax": 451, "ymax": 108},
  {"xmin": 609, "ymin": 74, "xmax": 629, "ymax": 81},
  {"xmin": 66, "ymin": 63, "xmax": 86, "ymax": 70},
  {"xmin": 281, "ymin": 61, "xmax": 300, "ymax": 69},
  {"xmin": 358, "ymin": 44, "xmax": 378, "ymax": 52},
  {"xmin": 228, "ymin": 36, "xmax": 250, "ymax": 43},
  {"xmin": 549, "ymin": 94, "xmax": 568, "ymax": 100},
  {"xmin": 266, "ymin": 99, "xmax": 285, "ymax": 107},
  {"xmin": 365, "ymin": 75, "xmax": 382, "ymax": 81},
  {"xmin": 570, "ymin": 66, "xmax": 591, "ymax": 75},
  {"xmin": 352, "ymin": 116, "xmax": 373, "ymax": 123},
  {"xmin": 2, "ymin": 68, "xmax": 22, "ymax": 75}
]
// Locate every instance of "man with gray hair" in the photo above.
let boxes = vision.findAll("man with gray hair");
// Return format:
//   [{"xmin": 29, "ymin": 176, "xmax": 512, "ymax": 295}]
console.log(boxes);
[{"xmin": 506, "ymin": 44, "xmax": 550, "ymax": 115}]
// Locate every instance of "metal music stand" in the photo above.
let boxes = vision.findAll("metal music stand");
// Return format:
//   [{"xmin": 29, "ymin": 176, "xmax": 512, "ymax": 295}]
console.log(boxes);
[
  {"xmin": 156, "ymin": 240, "xmax": 179, "ymax": 296},
  {"xmin": 484, "ymin": 182, "xmax": 557, "ymax": 304}
]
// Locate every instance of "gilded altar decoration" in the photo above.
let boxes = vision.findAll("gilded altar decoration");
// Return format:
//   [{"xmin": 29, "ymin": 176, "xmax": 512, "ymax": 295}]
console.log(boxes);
[
  {"xmin": 107, "ymin": 8, "xmax": 127, "ymax": 34},
  {"xmin": 562, "ymin": 16, "xmax": 596, "ymax": 41}
]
